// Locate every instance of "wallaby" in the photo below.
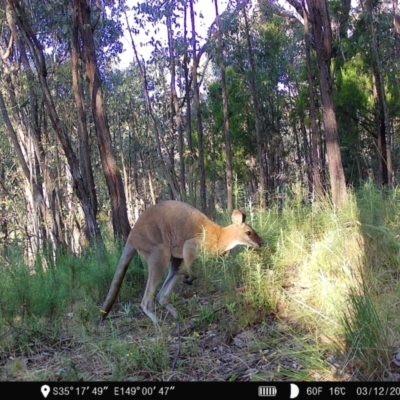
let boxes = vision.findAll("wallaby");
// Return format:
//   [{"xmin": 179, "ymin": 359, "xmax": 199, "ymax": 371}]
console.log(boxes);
[{"xmin": 100, "ymin": 200, "xmax": 263, "ymax": 323}]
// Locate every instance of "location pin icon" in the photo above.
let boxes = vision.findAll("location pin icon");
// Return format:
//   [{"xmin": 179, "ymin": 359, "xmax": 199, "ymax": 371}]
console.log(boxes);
[{"xmin": 41, "ymin": 385, "xmax": 50, "ymax": 398}]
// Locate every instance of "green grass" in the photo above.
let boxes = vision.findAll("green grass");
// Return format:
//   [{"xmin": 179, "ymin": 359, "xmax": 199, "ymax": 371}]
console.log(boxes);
[
  {"xmin": 341, "ymin": 282, "xmax": 393, "ymax": 380},
  {"xmin": 0, "ymin": 183, "xmax": 399, "ymax": 381}
]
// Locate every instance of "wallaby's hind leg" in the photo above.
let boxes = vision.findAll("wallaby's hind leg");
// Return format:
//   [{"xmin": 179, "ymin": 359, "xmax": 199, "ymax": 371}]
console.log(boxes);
[
  {"xmin": 140, "ymin": 247, "xmax": 170, "ymax": 324},
  {"xmin": 156, "ymin": 257, "xmax": 183, "ymax": 319},
  {"xmin": 181, "ymin": 238, "xmax": 198, "ymax": 286}
]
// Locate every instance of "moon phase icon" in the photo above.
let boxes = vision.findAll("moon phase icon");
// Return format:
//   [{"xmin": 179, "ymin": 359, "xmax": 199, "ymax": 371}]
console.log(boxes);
[{"xmin": 290, "ymin": 383, "xmax": 299, "ymax": 399}]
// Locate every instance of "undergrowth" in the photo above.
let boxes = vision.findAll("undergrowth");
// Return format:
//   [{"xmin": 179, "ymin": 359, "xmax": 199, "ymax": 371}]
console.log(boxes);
[{"xmin": 0, "ymin": 183, "xmax": 399, "ymax": 381}]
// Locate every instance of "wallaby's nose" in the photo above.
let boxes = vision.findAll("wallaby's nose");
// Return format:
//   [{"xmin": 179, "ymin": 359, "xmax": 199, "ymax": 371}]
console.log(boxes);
[{"xmin": 252, "ymin": 238, "xmax": 263, "ymax": 248}]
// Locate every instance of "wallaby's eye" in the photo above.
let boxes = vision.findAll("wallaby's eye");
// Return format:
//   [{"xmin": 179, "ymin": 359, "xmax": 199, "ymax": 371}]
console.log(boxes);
[{"xmin": 246, "ymin": 231, "xmax": 252, "ymax": 236}]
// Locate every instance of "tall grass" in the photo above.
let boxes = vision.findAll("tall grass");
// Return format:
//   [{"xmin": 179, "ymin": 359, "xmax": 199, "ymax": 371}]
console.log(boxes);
[
  {"xmin": 341, "ymin": 282, "xmax": 392, "ymax": 380},
  {"xmin": 217, "ymin": 184, "xmax": 399, "ymax": 380}
]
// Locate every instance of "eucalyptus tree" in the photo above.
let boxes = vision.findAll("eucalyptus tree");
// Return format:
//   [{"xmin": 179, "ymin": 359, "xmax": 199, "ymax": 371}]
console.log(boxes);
[
  {"xmin": 189, "ymin": 0, "xmax": 207, "ymax": 212},
  {"xmin": 125, "ymin": 0, "xmax": 183, "ymax": 201},
  {"xmin": 104, "ymin": 66, "xmax": 159, "ymax": 215},
  {"xmin": 304, "ymin": 0, "xmax": 347, "ymax": 206},
  {"xmin": 393, "ymin": 0, "xmax": 400, "ymax": 58},
  {"xmin": 285, "ymin": 0, "xmax": 347, "ymax": 207},
  {"xmin": 361, "ymin": 0, "xmax": 393, "ymax": 185},
  {"xmin": 165, "ymin": 1, "xmax": 186, "ymax": 196},
  {"xmin": 206, "ymin": 0, "xmax": 293, "ymax": 204},
  {"xmin": 240, "ymin": 1, "xmax": 267, "ymax": 205},
  {"xmin": 182, "ymin": 0, "xmax": 194, "ymax": 202},
  {"xmin": 0, "ymin": 0, "xmax": 101, "ymax": 257},
  {"xmin": 0, "ymin": 0, "xmax": 135, "ymax": 250},
  {"xmin": 124, "ymin": 0, "xmax": 213, "ymax": 211},
  {"xmin": 301, "ymin": 0, "xmax": 323, "ymax": 197},
  {"xmin": 213, "ymin": 0, "xmax": 234, "ymax": 212},
  {"xmin": 71, "ymin": 0, "xmax": 98, "ymax": 228},
  {"xmin": 334, "ymin": 0, "xmax": 399, "ymax": 185},
  {"xmin": 73, "ymin": 0, "xmax": 130, "ymax": 239}
]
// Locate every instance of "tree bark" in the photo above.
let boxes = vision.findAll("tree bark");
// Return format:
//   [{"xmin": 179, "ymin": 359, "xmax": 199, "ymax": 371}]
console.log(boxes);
[
  {"xmin": 305, "ymin": 0, "xmax": 347, "ymax": 208},
  {"xmin": 6, "ymin": 0, "xmax": 102, "ymax": 243},
  {"xmin": 242, "ymin": 3, "xmax": 267, "ymax": 206},
  {"xmin": 75, "ymin": 0, "xmax": 130, "ymax": 239},
  {"xmin": 371, "ymin": 71, "xmax": 388, "ymax": 185},
  {"xmin": 0, "ymin": 92, "xmax": 46, "ymax": 260},
  {"xmin": 71, "ymin": 4, "xmax": 98, "ymax": 219},
  {"xmin": 364, "ymin": 0, "xmax": 392, "ymax": 185},
  {"xmin": 166, "ymin": 4, "xmax": 186, "ymax": 196},
  {"xmin": 190, "ymin": 0, "xmax": 207, "ymax": 213},
  {"xmin": 393, "ymin": 0, "xmax": 400, "ymax": 59},
  {"xmin": 302, "ymin": 1, "xmax": 324, "ymax": 198},
  {"xmin": 214, "ymin": 0, "xmax": 233, "ymax": 212},
  {"xmin": 3, "ymin": 3, "xmax": 66, "ymax": 252},
  {"xmin": 183, "ymin": 1, "xmax": 194, "ymax": 202},
  {"xmin": 123, "ymin": 8, "xmax": 180, "ymax": 201}
]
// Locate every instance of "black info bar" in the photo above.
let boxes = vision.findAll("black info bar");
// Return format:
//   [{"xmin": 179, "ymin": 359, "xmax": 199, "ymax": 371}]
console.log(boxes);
[{"xmin": 1, "ymin": 382, "xmax": 399, "ymax": 399}]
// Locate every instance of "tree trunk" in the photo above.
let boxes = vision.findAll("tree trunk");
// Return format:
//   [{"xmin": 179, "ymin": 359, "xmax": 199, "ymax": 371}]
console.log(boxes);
[
  {"xmin": 183, "ymin": 1, "xmax": 194, "ymax": 202},
  {"xmin": 364, "ymin": 0, "xmax": 392, "ymax": 185},
  {"xmin": 166, "ymin": 4, "xmax": 186, "ymax": 196},
  {"xmin": 243, "ymin": 3, "xmax": 267, "ymax": 206},
  {"xmin": 71, "ymin": 4, "xmax": 98, "ymax": 218},
  {"xmin": 0, "ymin": 92, "xmax": 45, "ymax": 264},
  {"xmin": 190, "ymin": 0, "xmax": 207, "ymax": 213},
  {"xmin": 302, "ymin": 1, "xmax": 324, "ymax": 198},
  {"xmin": 75, "ymin": 0, "xmax": 130, "ymax": 239},
  {"xmin": 7, "ymin": 0, "xmax": 102, "ymax": 243},
  {"xmin": 3, "ymin": 3, "xmax": 66, "ymax": 253},
  {"xmin": 306, "ymin": 0, "xmax": 347, "ymax": 208},
  {"xmin": 372, "ymin": 72, "xmax": 388, "ymax": 185},
  {"xmin": 393, "ymin": 0, "xmax": 400, "ymax": 59},
  {"xmin": 215, "ymin": 0, "xmax": 233, "ymax": 212},
  {"xmin": 124, "ymin": 9, "xmax": 180, "ymax": 200}
]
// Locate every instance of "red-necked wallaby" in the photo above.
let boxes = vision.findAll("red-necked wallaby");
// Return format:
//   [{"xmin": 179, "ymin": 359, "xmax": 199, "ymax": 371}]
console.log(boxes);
[{"xmin": 100, "ymin": 200, "xmax": 263, "ymax": 323}]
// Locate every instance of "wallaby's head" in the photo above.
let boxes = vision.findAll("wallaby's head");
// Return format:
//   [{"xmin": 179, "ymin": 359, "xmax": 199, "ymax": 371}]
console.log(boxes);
[{"xmin": 230, "ymin": 209, "xmax": 263, "ymax": 249}]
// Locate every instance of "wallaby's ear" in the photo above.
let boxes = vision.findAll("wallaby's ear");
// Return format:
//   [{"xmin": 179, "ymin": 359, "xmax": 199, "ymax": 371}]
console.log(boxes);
[{"xmin": 231, "ymin": 209, "xmax": 246, "ymax": 225}]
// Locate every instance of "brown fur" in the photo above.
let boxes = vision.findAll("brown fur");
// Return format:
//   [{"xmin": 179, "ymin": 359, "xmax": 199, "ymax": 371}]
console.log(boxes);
[{"xmin": 100, "ymin": 201, "xmax": 263, "ymax": 323}]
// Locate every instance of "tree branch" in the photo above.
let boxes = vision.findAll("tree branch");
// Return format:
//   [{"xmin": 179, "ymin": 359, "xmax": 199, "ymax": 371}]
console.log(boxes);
[{"xmin": 285, "ymin": 0, "xmax": 304, "ymax": 20}]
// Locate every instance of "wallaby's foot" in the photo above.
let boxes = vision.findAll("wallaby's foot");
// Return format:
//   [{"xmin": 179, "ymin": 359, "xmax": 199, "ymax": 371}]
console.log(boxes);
[
  {"xmin": 183, "ymin": 275, "xmax": 196, "ymax": 285},
  {"xmin": 97, "ymin": 308, "xmax": 109, "ymax": 323},
  {"xmin": 165, "ymin": 303, "xmax": 178, "ymax": 319},
  {"xmin": 140, "ymin": 303, "xmax": 158, "ymax": 324},
  {"xmin": 155, "ymin": 294, "xmax": 178, "ymax": 320}
]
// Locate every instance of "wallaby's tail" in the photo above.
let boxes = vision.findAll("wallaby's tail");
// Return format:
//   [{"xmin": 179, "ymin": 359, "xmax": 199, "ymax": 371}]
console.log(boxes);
[{"xmin": 100, "ymin": 242, "xmax": 137, "ymax": 319}]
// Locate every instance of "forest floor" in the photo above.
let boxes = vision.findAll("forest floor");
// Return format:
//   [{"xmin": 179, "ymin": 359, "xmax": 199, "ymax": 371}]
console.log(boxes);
[{"xmin": 0, "ymin": 282, "xmax": 353, "ymax": 382}]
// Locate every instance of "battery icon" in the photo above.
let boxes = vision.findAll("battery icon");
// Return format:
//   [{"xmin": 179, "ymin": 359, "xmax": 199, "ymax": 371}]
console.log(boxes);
[{"xmin": 258, "ymin": 386, "xmax": 277, "ymax": 397}]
